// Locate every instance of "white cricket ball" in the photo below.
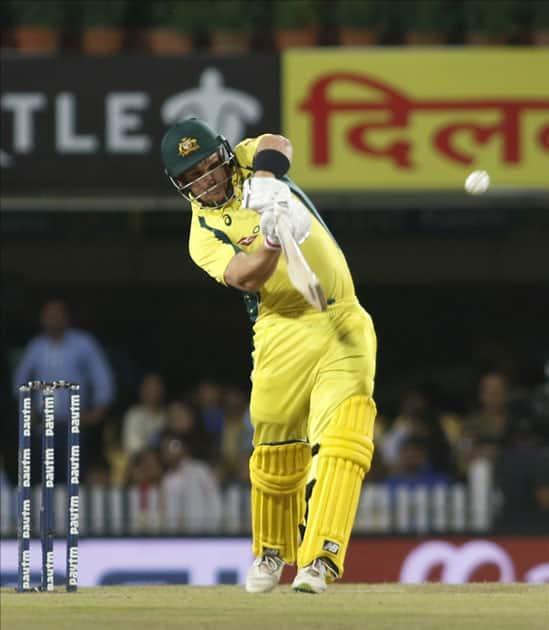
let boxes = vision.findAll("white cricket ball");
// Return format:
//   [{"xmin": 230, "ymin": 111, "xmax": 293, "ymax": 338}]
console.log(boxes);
[{"xmin": 464, "ymin": 170, "xmax": 490, "ymax": 195}]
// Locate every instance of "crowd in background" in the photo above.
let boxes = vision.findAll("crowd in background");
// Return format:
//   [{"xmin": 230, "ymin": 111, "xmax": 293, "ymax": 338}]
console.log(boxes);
[
  {"xmin": 2, "ymin": 298, "xmax": 549, "ymax": 533},
  {"xmin": 1, "ymin": 0, "xmax": 548, "ymax": 55}
]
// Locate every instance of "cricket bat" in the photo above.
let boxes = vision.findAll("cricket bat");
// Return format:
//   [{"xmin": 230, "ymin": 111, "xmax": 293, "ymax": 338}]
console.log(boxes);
[{"xmin": 275, "ymin": 212, "xmax": 328, "ymax": 312}]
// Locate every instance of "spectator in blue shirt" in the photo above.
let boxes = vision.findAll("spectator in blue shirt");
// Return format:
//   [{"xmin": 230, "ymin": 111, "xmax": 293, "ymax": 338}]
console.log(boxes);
[
  {"xmin": 385, "ymin": 437, "xmax": 450, "ymax": 491},
  {"xmin": 13, "ymin": 299, "xmax": 115, "ymax": 481}
]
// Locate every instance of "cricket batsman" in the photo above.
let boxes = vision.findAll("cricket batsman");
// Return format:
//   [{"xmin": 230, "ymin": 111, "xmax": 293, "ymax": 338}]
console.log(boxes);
[{"xmin": 161, "ymin": 118, "xmax": 377, "ymax": 594}]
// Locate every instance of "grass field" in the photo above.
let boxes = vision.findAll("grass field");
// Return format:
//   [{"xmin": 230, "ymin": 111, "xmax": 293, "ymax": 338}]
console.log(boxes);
[{"xmin": 2, "ymin": 584, "xmax": 548, "ymax": 630}]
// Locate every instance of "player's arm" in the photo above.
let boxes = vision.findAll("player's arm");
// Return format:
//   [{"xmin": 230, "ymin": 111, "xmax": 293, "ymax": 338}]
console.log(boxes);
[
  {"xmin": 224, "ymin": 134, "xmax": 296, "ymax": 292},
  {"xmin": 224, "ymin": 134, "xmax": 289, "ymax": 291},
  {"xmin": 242, "ymin": 134, "xmax": 293, "ymax": 214},
  {"xmin": 189, "ymin": 207, "xmax": 280, "ymax": 293},
  {"xmin": 253, "ymin": 134, "xmax": 293, "ymax": 179},
  {"xmin": 224, "ymin": 247, "xmax": 280, "ymax": 293},
  {"xmin": 229, "ymin": 134, "xmax": 313, "ymax": 293}
]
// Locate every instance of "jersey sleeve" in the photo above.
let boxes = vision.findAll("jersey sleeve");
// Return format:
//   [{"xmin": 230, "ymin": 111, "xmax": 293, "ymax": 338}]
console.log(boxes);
[
  {"xmin": 234, "ymin": 134, "xmax": 272, "ymax": 172},
  {"xmin": 188, "ymin": 212, "xmax": 242, "ymax": 286}
]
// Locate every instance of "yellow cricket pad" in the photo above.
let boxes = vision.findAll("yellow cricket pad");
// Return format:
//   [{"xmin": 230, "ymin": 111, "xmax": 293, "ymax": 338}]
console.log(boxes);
[
  {"xmin": 298, "ymin": 395, "xmax": 376, "ymax": 577},
  {"xmin": 250, "ymin": 441, "xmax": 312, "ymax": 564}
]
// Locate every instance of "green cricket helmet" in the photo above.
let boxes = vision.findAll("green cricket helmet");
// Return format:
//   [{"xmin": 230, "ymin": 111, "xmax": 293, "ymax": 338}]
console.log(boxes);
[{"xmin": 161, "ymin": 117, "xmax": 239, "ymax": 208}]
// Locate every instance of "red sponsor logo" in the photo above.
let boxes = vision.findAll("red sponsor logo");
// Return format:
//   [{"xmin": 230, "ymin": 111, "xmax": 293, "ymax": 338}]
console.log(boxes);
[
  {"xmin": 346, "ymin": 537, "xmax": 549, "ymax": 583},
  {"xmin": 281, "ymin": 536, "xmax": 549, "ymax": 584},
  {"xmin": 237, "ymin": 235, "xmax": 258, "ymax": 247},
  {"xmin": 299, "ymin": 72, "xmax": 549, "ymax": 168}
]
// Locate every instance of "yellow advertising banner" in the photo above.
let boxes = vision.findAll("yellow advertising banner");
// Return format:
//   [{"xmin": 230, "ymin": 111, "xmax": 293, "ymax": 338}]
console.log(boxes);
[{"xmin": 282, "ymin": 49, "xmax": 549, "ymax": 191}]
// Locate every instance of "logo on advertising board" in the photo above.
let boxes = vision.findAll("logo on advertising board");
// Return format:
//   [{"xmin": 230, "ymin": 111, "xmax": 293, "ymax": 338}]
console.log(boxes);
[
  {"xmin": 161, "ymin": 68, "xmax": 261, "ymax": 146},
  {"xmin": 2, "ymin": 538, "xmax": 549, "ymax": 586},
  {"xmin": 0, "ymin": 58, "xmax": 278, "ymax": 194},
  {"xmin": 399, "ymin": 540, "xmax": 549, "ymax": 584},
  {"xmin": 0, "ymin": 539, "xmax": 254, "ymax": 587},
  {"xmin": 283, "ymin": 49, "xmax": 549, "ymax": 190}
]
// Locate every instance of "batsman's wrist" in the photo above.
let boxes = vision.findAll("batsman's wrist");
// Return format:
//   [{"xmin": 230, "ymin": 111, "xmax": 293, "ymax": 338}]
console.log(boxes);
[
  {"xmin": 264, "ymin": 236, "xmax": 281, "ymax": 250},
  {"xmin": 253, "ymin": 149, "xmax": 290, "ymax": 179}
]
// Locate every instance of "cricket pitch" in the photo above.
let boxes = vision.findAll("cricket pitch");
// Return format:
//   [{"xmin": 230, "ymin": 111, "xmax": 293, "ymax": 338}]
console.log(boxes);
[{"xmin": 1, "ymin": 583, "xmax": 548, "ymax": 629}]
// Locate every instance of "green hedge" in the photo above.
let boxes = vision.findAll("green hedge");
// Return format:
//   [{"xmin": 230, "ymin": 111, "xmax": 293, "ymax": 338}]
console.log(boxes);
[
  {"xmin": 209, "ymin": 1, "xmax": 252, "ymax": 30},
  {"xmin": 411, "ymin": 0, "xmax": 456, "ymax": 34},
  {"xmin": 149, "ymin": 0, "xmax": 210, "ymax": 32},
  {"xmin": 7, "ymin": 0, "xmax": 66, "ymax": 28},
  {"xmin": 336, "ymin": 0, "xmax": 390, "ymax": 29},
  {"xmin": 77, "ymin": 1, "xmax": 129, "ymax": 28},
  {"xmin": 336, "ymin": 0, "xmax": 415, "ymax": 38},
  {"xmin": 463, "ymin": 0, "xmax": 524, "ymax": 37},
  {"xmin": 272, "ymin": 0, "xmax": 318, "ymax": 29},
  {"xmin": 5, "ymin": 0, "xmax": 544, "ymax": 40}
]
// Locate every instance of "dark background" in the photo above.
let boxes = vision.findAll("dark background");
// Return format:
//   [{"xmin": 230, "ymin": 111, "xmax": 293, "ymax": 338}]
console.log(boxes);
[{"xmin": 3, "ymin": 205, "xmax": 548, "ymax": 417}]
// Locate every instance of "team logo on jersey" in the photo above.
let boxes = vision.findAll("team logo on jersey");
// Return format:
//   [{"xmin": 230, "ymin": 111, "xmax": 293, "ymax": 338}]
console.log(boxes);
[
  {"xmin": 237, "ymin": 235, "xmax": 258, "ymax": 247},
  {"xmin": 178, "ymin": 137, "xmax": 200, "ymax": 157}
]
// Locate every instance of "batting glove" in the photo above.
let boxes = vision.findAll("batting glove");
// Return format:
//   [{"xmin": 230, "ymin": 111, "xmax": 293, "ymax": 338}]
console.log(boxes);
[
  {"xmin": 242, "ymin": 177, "xmax": 291, "ymax": 214},
  {"xmin": 287, "ymin": 198, "xmax": 311, "ymax": 245},
  {"xmin": 260, "ymin": 200, "xmax": 311, "ymax": 249}
]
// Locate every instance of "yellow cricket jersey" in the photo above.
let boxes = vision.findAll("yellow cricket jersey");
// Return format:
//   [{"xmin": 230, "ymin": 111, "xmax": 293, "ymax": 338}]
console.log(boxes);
[{"xmin": 188, "ymin": 135, "xmax": 356, "ymax": 321}]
